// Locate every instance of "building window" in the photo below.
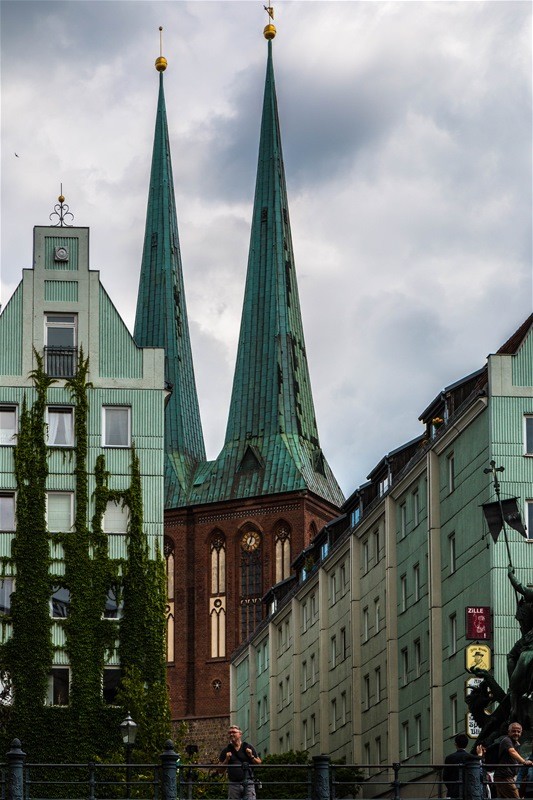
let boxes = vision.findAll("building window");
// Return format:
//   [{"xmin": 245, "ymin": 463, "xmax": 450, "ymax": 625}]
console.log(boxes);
[
  {"xmin": 48, "ymin": 667, "xmax": 70, "ymax": 705},
  {"xmin": 44, "ymin": 314, "xmax": 77, "ymax": 377},
  {"xmin": 103, "ymin": 587, "xmax": 123, "ymax": 619},
  {"xmin": 451, "ymin": 694, "xmax": 458, "ymax": 734},
  {"xmin": 0, "ymin": 577, "xmax": 14, "ymax": 615},
  {"xmin": 310, "ymin": 593, "xmax": 317, "ymax": 620},
  {"xmin": 414, "ymin": 563, "xmax": 420, "ymax": 602},
  {"xmin": 102, "ymin": 406, "xmax": 131, "ymax": 447},
  {"xmin": 402, "ymin": 721, "xmax": 409, "ymax": 760},
  {"xmin": 363, "ymin": 607, "xmax": 369, "ymax": 642},
  {"xmin": 321, "ymin": 541, "xmax": 329, "ymax": 560},
  {"xmin": 340, "ymin": 627, "xmax": 347, "ymax": 660},
  {"xmin": 303, "ymin": 719, "xmax": 308, "ymax": 749},
  {"xmin": 0, "ymin": 493, "xmax": 15, "ymax": 531},
  {"xmin": 375, "ymin": 736, "xmax": 382, "ymax": 765},
  {"xmin": 285, "ymin": 674, "xmax": 290, "ymax": 704},
  {"xmin": 450, "ymin": 613, "xmax": 457, "ymax": 655},
  {"xmin": 47, "ymin": 407, "xmax": 74, "ymax": 447},
  {"xmin": 401, "ymin": 648, "xmax": 408, "ymax": 686},
  {"xmin": 363, "ymin": 675, "xmax": 370, "ymax": 710},
  {"xmin": 373, "ymin": 529, "xmax": 380, "ymax": 562},
  {"xmin": 330, "ymin": 635, "xmax": 337, "ymax": 669},
  {"xmin": 415, "ymin": 638, "xmax": 421, "ymax": 678},
  {"xmin": 375, "ymin": 598, "xmax": 380, "ymax": 633},
  {"xmin": 275, "ymin": 522, "xmax": 291, "ymax": 583},
  {"xmin": 46, "ymin": 492, "xmax": 73, "ymax": 533},
  {"xmin": 0, "ymin": 406, "xmax": 17, "ymax": 445},
  {"xmin": 413, "ymin": 489, "xmax": 420, "ymax": 527},
  {"xmin": 527, "ymin": 501, "xmax": 533, "ymax": 540},
  {"xmin": 210, "ymin": 531, "xmax": 226, "ymax": 595},
  {"xmin": 449, "ymin": 533, "xmax": 456, "ymax": 573},
  {"xmin": 103, "ymin": 668, "xmax": 121, "ymax": 704},
  {"xmin": 340, "ymin": 561, "xmax": 347, "ymax": 590},
  {"xmin": 164, "ymin": 538, "xmax": 175, "ymax": 662},
  {"xmin": 415, "ymin": 715, "xmax": 422, "ymax": 753},
  {"xmin": 448, "ymin": 452, "xmax": 455, "ymax": 493},
  {"xmin": 331, "ymin": 698, "xmax": 337, "ymax": 732},
  {"xmin": 341, "ymin": 691, "xmax": 347, "ymax": 726},
  {"xmin": 400, "ymin": 575, "xmax": 407, "ymax": 612},
  {"xmin": 103, "ymin": 500, "xmax": 129, "ymax": 534},
  {"xmin": 362, "ymin": 539, "xmax": 369, "ymax": 573},
  {"xmin": 50, "ymin": 586, "xmax": 70, "ymax": 618},
  {"xmin": 400, "ymin": 503, "xmax": 407, "ymax": 538},
  {"xmin": 311, "ymin": 653, "xmax": 317, "ymax": 684},
  {"xmin": 525, "ymin": 416, "xmax": 533, "ymax": 455},
  {"xmin": 375, "ymin": 666, "xmax": 381, "ymax": 702},
  {"xmin": 302, "ymin": 601, "xmax": 309, "ymax": 631},
  {"xmin": 310, "ymin": 714, "xmax": 316, "ymax": 745},
  {"xmin": 330, "ymin": 571, "xmax": 338, "ymax": 604},
  {"xmin": 302, "ymin": 660, "xmax": 308, "ymax": 691}
]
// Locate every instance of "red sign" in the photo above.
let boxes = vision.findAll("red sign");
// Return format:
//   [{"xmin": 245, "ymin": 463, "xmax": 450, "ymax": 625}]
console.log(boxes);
[{"xmin": 466, "ymin": 607, "xmax": 491, "ymax": 640}]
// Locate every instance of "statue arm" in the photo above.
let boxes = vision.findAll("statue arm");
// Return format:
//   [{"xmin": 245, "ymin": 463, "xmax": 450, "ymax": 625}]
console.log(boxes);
[{"xmin": 508, "ymin": 567, "xmax": 533, "ymax": 601}]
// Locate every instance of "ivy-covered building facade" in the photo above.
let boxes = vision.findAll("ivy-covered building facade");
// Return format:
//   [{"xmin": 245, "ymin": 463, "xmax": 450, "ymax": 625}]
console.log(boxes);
[
  {"xmin": 0, "ymin": 221, "xmax": 170, "ymax": 760},
  {"xmin": 230, "ymin": 316, "xmax": 533, "ymax": 780}
]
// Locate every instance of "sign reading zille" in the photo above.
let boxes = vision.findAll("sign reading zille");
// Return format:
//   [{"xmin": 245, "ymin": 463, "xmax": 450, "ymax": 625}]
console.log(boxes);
[
  {"xmin": 465, "ymin": 643, "xmax": 492, "ymax": 671},
  {"xmin": 466, "ymin": 607, "xmax": 491, "ymax": 640}
]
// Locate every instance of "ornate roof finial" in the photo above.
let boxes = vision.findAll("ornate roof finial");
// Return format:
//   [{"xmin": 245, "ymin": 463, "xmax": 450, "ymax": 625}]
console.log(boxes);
[
  {"xmin": 155, "ymin": 26, "xmax": 167, "ymax": 72},
  {"xmin": 49, "ymin": 183, "xmax": 74, "ymax": 227},
  {"xmin": 263, "ymin": 4, "xmax": 276, "ymax": 40}
]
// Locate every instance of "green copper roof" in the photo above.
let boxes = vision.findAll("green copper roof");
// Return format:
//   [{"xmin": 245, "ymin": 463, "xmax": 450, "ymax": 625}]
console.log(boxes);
[
  {"xmin": 187, "ymin": 40, "xmax": 344, "ymax": 508},
  {"xmin": 134, "ymin": 70, "xmax": 206, "ymax": 507}
]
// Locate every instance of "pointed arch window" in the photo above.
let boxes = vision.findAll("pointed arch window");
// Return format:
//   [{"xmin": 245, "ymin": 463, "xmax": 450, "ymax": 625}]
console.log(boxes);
[
  {"xmin": 210, "ymin": 531, "xmax": 226, "ymax": 658},
  {"xmin": 239, "ymin": 525, "xmax": 263, "ymax": 642},
  {"xmin": 275, "ymin": 522, "xmax": 291, "ymax": 583},
  {"xmin": 164, "ymin": 538, "xmax": 175, "ymax": 662}
]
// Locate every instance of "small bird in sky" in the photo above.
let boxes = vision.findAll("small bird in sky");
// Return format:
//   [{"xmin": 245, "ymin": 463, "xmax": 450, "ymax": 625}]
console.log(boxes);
[{"xmin": 14, "ymin": 153, "xmax": 19, "ymax": 157}]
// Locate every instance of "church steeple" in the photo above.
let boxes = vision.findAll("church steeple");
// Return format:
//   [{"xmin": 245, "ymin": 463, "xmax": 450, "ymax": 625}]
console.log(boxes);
[
  {"xmin": 189, "ymin": 22, "xmax": 343, "ymax": 507},
  {"xmin": 134, "ymin": 33, "xmax": 206, "ymax": 507}
]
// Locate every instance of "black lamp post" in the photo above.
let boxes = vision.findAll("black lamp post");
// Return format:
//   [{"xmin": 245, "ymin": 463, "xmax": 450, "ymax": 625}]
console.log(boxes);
[{"xmin": 120, "ymin": 712, "xmax": 138, "ymax": 799}]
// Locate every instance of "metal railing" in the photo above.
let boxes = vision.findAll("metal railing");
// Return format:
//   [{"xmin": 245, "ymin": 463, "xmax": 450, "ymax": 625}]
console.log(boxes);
[
  {"xmin": 44, "ymin": 346, "xmax": 78, "ymax": 378},
  {"xmin": 2, "ymin": 741, "xmax": 493, "ymax": 800}
]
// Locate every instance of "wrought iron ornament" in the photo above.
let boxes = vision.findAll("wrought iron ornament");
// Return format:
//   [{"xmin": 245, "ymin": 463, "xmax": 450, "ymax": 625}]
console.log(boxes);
[{"xmin": 49, "ymin": 184, "xmax": 74, "ymax": 227}]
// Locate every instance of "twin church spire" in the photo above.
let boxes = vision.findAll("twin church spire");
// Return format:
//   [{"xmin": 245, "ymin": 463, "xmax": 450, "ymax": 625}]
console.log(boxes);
[{"xmin": 134, "ymin": 22, "xmax": 344, "ymax": 509}]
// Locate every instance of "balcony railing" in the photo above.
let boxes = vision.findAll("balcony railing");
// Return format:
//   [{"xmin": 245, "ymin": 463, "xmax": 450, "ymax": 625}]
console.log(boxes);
[{"xmin": 44, "ymin": 346, "xmax": 78, "ymax": 378}]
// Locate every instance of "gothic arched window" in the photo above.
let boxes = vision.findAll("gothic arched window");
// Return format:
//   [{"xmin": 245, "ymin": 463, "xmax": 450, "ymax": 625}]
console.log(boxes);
[
  {"xmin": 275, "ymin": 521, "xmax": 291, "ymax": 583},
  {"xmin": 164, "ymin": 538, "xmax": 175, "ymax": 662},
  {"xmin": 209, "ymin": 531, "xmax": 226, "ymax": 658}
]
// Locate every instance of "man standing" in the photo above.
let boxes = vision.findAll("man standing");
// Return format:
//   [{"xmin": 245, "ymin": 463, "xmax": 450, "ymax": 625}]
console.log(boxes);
[
  {"xmin": 443, "ymin": 733, "xmax": 484, "ymax": 800},
  {"xmin": 494, "ymin": 722, "xmax": 533, "ymax": 798},
  {"xmin": 219, "ymin": 725, "xmax": 262, "ymax": 799}
]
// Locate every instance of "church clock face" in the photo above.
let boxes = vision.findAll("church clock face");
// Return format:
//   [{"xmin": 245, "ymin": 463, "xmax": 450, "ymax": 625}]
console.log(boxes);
[{"xmin": 241, "ymin": 531, "xmax": 261, "ymax": 552}]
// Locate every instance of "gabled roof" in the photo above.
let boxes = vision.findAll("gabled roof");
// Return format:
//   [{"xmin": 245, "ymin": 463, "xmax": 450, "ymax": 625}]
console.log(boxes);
[
  {"xmin": 496, "ymin": 313, "xmax": 533, "ymax": 355},
  {"xmin": 186, "ymin": 36, "xmax": 343, "ymax": 508},
  {"xmin": 133, "ymin": 67, "xmax": 205, "ymax": 507}
]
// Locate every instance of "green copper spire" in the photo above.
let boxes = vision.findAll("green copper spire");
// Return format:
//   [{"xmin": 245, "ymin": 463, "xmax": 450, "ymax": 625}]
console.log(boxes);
[
  {"xmin": 189, "ymin": 36, "xmax": 343, "ymax": 507},
  {"xmin": 134, "ymin": 55, "xmax": 205, "ymax": 507}
]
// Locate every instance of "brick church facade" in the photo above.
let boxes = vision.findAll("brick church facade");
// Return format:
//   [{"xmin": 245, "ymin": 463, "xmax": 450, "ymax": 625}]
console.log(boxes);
[{"xmin": 133, "ymin": 17, "xmax": 344, "ymax": 756}]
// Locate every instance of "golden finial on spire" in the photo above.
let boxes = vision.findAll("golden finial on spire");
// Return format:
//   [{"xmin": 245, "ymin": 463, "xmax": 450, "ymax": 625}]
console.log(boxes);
[
  {"xmin": 155, "ymin": 26, "xmax": 168, "ymax": 71},
  {"xmin": 263, "ymin": 4, "xmax": 276, "ymax": 40}
]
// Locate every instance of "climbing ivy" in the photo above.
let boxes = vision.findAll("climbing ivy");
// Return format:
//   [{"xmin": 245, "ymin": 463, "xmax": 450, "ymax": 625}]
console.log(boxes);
[{"xmin": 0, "ymin": 353, "xmax": 170, "ymax": 762}]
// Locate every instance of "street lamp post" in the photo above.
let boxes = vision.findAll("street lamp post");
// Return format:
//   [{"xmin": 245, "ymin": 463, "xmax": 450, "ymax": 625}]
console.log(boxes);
[{"xmin": 120, "ymin": 712, "xmax": 138, "ymax": 799}]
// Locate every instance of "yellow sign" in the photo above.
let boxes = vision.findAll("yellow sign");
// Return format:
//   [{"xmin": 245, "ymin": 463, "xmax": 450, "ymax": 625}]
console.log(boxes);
[{"xmin": 466, "ymin": 643, "xmax": 491, "ymax": 671}]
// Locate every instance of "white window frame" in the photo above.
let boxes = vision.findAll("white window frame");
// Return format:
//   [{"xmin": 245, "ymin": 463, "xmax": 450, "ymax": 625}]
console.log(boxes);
[
  {"xmin": 0, "ymin": 577, "xmax": 15, "ymax": 615},
  {"xmin": 0, "ymin": 405, "xmax": 17, "ymax": 446},
  {"xmin": 400, "ymin": 503, "xmax": 407, "ymax": 538},
  {"xmin": 401, "ymin": 648, "xmax": 408, "ymax": 686},
  {"xmin": 0, "ymin": 493, "xmax": 16, "ymax": 532},
  {"xmin": 363, "ymin": 675, "xmax": 370, "ymax": 710},
  {"xmin": 50, "ymin": 586, "xmax": 70, "ymax": 619},
  {"xmin": 375, "ymin": 598, "xmax": 380, "ymax": 633},
  {"xmin": 524, "ymin": 415, "xmax": 533, "ymax": 455},
  {"xmin": 102, "ymin": 406, "xmax": 131, "ymax": 448},
  {"xmin": 402, "ymin": 721, "xmax": 409, "ymax": 760},
  {"xmin": 46, "ymin": 406, "xmax": 74, "ymax": 447},
  {"xmin": 450, "ymin": 613, "xmax": 457, "ymax": 655},
  {"xmin": 45, "ymin": 313, "xmax": 77, "ymax": 347},
  {"xmin": 363, "ymin": 607, "xmax": 369, "ymax": 642},
  {"xmin": 362, "ymin": 539, "xmax": 369, "ymax": 574},
  {"xmin": 413, "ymin": 489, "xmax": 420, "ymax": 527},
  {"xmin": 449, "ymin": 533, "xmax": 457, "ymax": 572},
  {"xmin": 414, "ymin": 563, "xmax": 420, "ymax": 602},
  {"xmin": 448, "ymin": 452, "xmax": 455, "ymax": 493},
  {"xmin": 330, "ymin": 635, "xmax": 337, "ymax": 669},
  {"xmin": 46, "ymin": 491, "xmax": 74, "ymax": 534},
  {"xmin": 47, "ymin": 667, "xmax": 70, "ymax": 706},
  {"xmin": 103, "ymin": 586, "xmax": 123, "ymax": 620},
  {"xmin": 375, "ymin": 666, "xmax": 381, "ymax": 702},
  {"xmin": 400, "ymin": 575, "xmax": 407, "ymax": 612},
  {"xmin": 103, "ymin": 499, "xmax": 130, "ymax": 534},
  {"xmin": 415, "ymin": 638, "xmax": 422, "ymax": 678}
]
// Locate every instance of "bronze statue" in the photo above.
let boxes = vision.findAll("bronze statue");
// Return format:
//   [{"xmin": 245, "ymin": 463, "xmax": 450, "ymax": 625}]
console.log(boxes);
[{"xmin": 506, "ymin": 567, "xmax": 533, "ymax": 726}]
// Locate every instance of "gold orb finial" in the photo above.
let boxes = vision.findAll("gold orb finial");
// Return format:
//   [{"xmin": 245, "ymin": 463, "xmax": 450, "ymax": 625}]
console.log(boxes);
[
  {"xmin": 263, "ymin": 5, "xmax": 276, "ymax": 39},
  {"xmin": 58, "ymin": 182, "xmax": 65, "ymax": 204},
  {"xmin": 155, "ymin": 26, "xmax": 167, "ymax": 71}
]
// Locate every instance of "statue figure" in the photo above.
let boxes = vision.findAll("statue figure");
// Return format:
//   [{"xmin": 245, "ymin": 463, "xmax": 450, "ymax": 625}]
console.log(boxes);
[{"xmin": 506, "ymin": 567, "xmax": 533, "ymax": 727}]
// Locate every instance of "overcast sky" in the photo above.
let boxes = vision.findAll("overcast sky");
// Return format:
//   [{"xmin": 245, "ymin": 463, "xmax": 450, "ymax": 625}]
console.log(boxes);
[{"xmin": 1, "ymin": 0, "xmax": 531, "ymax": 497}]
